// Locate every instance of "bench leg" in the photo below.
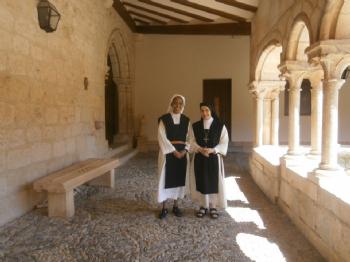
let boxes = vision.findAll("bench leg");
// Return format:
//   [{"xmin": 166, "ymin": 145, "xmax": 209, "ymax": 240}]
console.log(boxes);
[
  {"xmin": 89, "ymin": 169, "xmax": 115, "ymax": 188},
  {"xmin": 48, "ymin": 191, "xmax": 74, "ymax": 218}
]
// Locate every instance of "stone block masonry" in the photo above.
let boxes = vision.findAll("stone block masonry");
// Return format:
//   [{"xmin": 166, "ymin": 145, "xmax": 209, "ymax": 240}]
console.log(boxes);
[{"xmin": 0, "ymin": 0, "xmax": 135, "ymax": 226}]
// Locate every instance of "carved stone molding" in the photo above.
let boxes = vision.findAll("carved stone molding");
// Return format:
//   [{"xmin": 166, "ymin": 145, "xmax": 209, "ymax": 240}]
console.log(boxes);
[
  {"xmin": 249, "ymin": 80, "xmax": 285, "ymax": 99},
  {"xmin": 306, "ymin": 40, "xmax": 350, "ymax": 79}
]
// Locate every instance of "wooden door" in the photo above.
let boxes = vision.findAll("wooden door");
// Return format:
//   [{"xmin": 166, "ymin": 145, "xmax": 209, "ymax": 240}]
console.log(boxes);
[
  {"xmin": 105, "ymin": 56, "xmax": 119, "ymax": 146},
  {"xmin": 203, "ymin": 79, "xmax": 232, "ymax": 139}
]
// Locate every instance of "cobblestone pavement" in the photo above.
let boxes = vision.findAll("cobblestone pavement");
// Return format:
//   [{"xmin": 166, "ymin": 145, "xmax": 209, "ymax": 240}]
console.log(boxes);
[{"xmin": 0, "ymin": 152, "xmax": 324, "ymax": 262}]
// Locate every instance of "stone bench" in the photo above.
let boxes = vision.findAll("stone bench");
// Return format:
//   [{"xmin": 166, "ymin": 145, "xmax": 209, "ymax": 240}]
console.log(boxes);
[{"xmin": 33, "ymin": 158, "xmax": 119, "ymax": 218}]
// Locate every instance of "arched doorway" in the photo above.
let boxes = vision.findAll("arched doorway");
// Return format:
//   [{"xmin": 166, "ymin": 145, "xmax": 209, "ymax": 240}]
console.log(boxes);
[
  {"xmin": 105, "ymin": 55, "xmax": 119, "ymax": 146},
  {"xmin": 104, "ymin": 29, "xmax": 134, "ymax": 148}
]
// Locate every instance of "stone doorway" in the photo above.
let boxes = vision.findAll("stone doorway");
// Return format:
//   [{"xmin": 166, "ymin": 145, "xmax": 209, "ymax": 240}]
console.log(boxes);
[{"xmin": 105, "ymin": 55, "xmax": 119, "ymax": 146}]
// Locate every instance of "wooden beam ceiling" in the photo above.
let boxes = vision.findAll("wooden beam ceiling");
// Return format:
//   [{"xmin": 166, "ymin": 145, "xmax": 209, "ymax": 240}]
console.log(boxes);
[
  {"xmin": 137, "ymin": 0, "xmax": 214, "ymax": 22},
  {"xmin": 215, "ymin": 0, "xmax": 257, "ymax": 12},
  {"xmin": 113, "ymin": 0, "xmax": 257, "ymax": 35},
  {"xmin": 113, "ymin": 0, "xmax": 136, "ymax": 32},
  {"xmin": 128, "ymin": 10, "xmax": 168, "ymax": 24},
  {"xmin": 137, "ymin": 22, "xmax": 251, "ymax": 35},
  {"xmin": 171, "ymin": 0, "xmax": 247, "ymax": 22},
  {"xmin": 124, "ymin": 2, "xmax": 189, "ymax": 23}
]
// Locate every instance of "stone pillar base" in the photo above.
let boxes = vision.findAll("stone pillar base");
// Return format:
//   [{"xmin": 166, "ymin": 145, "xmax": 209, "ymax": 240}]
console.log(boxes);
[
  {"xmin": 309, "ymin": 168, "xmax": 346, "ymax": 184},
  {"xmin": 307, "ymin": 151, "xmax": 321, "ymax": 160},
  {"xmin": 318, "ymin": 162, "xmax": 343, "ymax": 172},
  {"xmin": 286, "ymin": 149, "xmax": 304, "ymax": 156}
]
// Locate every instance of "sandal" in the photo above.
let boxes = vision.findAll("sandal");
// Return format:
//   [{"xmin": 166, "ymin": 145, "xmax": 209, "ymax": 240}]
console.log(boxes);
[
  {"xmin": 159, "ymin": 208, "xmax": 168, "ymax": 219},
  {"xmin": 172, "ymin": 206, "xmax": 183, "ymax": 217},
  {"xmin": 209, "ymin": 208, "xmax": 219, "ymax": 219},
  {"xmin": 196, "ymin": 207, "xmax": 207, "ymax": 218}
]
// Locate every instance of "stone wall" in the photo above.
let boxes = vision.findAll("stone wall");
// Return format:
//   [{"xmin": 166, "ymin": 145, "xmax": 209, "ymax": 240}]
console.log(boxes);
[
  {"xmin": 0, "ymin": 0, "xmax": 135, "ymax": 226},
  {"xmin": 279, "ymin": 162, "xmax": 350, "ymax": 261},
  {"xmin": 250, "ymin": 149, "xmax": 350, "ymax": 261}
]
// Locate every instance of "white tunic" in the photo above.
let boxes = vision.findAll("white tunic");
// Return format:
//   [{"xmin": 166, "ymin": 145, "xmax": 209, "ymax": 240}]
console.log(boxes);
[
  {"xmin": 157, "ymin": 113, "xmax": 190, "ymax": 203},
  {"xmin": 190, "ymin": 118, "xmax": 229, "ymax": 209}
]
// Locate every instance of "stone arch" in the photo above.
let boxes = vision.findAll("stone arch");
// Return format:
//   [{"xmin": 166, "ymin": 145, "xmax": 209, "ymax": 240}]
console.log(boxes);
[
  {"xmin": 255, "ymin": 40, "xmax": 283, "ymax": 81},
  {"xmin": 252, "ymin": 29, "xmax": 283, "ymax": 81},
  {"xmin": 104, "ymin": 29, "xmax": 134, "ymax": 145},
  {"xmin": 337, "ymin": 54, "xmax": 350, "ymax": 146},
  {"xmin": 285, "ymin": 13, "xmax": 312, "ymax": 61},
  {"xmin": 334, "ymin": 0, "xmax": 350, "ymax": 39},
  {"xmin": 105, "ymin": 29, "xmax": 131, "ymax": 80},
  {"xmin": 319, "ymin": 0, "xmax": 344, "ymax": 40},
  {"xmin": 334, "ymin": 55, "xmax": 350, "ymax": 79}
]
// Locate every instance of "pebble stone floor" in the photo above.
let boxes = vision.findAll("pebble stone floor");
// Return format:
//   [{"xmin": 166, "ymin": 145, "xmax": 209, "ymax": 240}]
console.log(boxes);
[{"xmin": 0, "ymin": 152, "xmax": 325, "ymax": 262}]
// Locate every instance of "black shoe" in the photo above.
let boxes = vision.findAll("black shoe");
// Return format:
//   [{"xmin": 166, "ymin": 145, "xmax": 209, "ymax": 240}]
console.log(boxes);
[
  {"xmin": 172, "ymin": 206, "xmax": 183, "ymax": 217},
  {"xmin": 159, "ymin": 208, "xmax": 168, "ymax": 219},
  {"xmin": 196, "ymin": 207, "xmax": 207, "ymax": 218},
  {"xmin": 209, "ymin": 208, "xmax": 219, "ymax": 219}
]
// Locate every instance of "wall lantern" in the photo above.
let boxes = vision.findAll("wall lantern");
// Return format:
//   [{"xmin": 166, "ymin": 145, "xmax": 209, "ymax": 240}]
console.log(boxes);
[{"xmin": 37, "ymin": 0, "xmax": 61, "ymax": 33}]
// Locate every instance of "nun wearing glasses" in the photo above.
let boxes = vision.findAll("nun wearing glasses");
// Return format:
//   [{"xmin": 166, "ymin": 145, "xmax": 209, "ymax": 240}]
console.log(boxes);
[{"xmin": 157, "ymin": 94, "xmax": 191, "ymax": 219}]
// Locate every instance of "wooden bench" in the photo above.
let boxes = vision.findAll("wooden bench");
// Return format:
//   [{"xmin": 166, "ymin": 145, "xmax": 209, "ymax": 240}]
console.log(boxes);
[{"xmin": 33, "ymin": 158, "xmax": 119, "ymax": 218}]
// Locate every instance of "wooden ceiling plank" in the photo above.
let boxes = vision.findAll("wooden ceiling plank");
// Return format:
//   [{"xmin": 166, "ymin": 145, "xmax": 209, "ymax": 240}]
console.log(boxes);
[
  {"xmin": 134, "ymin": 18, "xmax": 151, "ymax": 25},
  {"xmin": 137, "ymin": 0, "xmax": 214, "ymax": 22},
  {"xmin": 113, "ymin": 0, "xmax": 137, "ymax": 32},
  {"xmin": 136, "ymin": 22, "xmax": 251, "ymax": 35},
  {"xmin": 124, "ymin": 2, "xmax": 189, "ymax": 23},
  {"xmin": 128, "ymin": 10, "xmax": 168, "ymax": 24},
  {"xmin": 215, "ymin": 0, "xmax": 257, "ymax": 12},
  {"xmin": 171, "ymin": 0, "xmax": 247, "ymax": 22}
]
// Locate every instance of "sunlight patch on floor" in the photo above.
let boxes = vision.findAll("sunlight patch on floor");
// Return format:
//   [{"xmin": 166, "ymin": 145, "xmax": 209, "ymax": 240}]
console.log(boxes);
[
  {"xmin": 236, "ymin": 233, "xmax": 286, "ymax": 262},
  {"xmin": 225, "ymin": 176, "xmax": 249, "ymax": 204},
  {"xmin": 226, "ymin": 207, "xmax": 265, "ymax": 229}
]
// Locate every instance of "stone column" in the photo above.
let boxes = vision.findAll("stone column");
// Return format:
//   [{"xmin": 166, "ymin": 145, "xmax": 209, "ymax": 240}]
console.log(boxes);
[
  {"xmin": 309, "ymin": 76, "xmax": 323, "ymax": 156},
  {"xmin": 319, "ymin": 78, "xmax": 345, "ymax": 170},
  {"xmin": 263, "ymin": 97, "xmax": 271, "ymax": 145},
  {"xmin": 114, "ymin": 78, "xmax": 129, "ymax": 142},
  {"xmin": 270, "ymin": 90, "xmax": 280, "ymax": 146},
  {"xmin": 126, "ymin": 85, "xmax": 134, "ymax": 136},
  {"xmin": 252, "ymin": 90, "xmax": 265, "ymax": 147},
  {"xmin": 286, "ymin": 74, "xmax": 304, "ymax": 155}
]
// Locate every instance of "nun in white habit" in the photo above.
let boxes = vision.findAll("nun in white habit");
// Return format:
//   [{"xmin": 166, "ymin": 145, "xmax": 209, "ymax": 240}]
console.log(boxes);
[
  {"xmin": 157, "ymin": 94, "xmax": 191, "ymax": 219},
  {"xmin": 190, "ymin": 102, "xmax": 229, "ymax": 219}
]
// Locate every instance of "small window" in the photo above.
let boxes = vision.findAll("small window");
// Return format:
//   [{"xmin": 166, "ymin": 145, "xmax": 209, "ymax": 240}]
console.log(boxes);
[{"xmin": 284, "ymin": 79, "xmax": 311, "ymax": 116}]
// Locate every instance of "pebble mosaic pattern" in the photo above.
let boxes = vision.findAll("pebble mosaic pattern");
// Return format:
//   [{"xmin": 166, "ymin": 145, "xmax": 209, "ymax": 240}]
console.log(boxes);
[{"xmin": 0, "ymin": 152, "xmax": 324, "ymax": 262}]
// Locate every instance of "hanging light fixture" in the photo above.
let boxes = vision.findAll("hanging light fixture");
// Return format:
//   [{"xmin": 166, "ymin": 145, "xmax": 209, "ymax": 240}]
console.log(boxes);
[{"xmin": 37, "ymin": 0, "xmax": 61, "ymax": 33}]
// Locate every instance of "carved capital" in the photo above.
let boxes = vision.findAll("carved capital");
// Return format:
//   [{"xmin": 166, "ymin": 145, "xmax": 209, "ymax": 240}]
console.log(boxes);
[
  {"xmin": 249, "ymin": 80, "xmax": 285, "ymax": 99},
  {"xmin": 306, "ymin": 40, "xmax": 350, "ymax": 80},
  {"xmin": 279, "ymin": 61, "xmax": 309, "ymax": 89},
  {"xmin": 323, "ymin": 78, "xmax": 345, "ymax": 91},
  {"xmin": 308, "ymin": 69, "xmax": 324, "ymax": 89}
]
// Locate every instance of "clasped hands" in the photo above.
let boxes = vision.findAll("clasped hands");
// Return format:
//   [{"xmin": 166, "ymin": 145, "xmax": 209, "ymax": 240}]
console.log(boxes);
[
  {"xmin": 198, "ymin": 147, "xmax": 215, "ymax": 157},
  {"xmin": 173, "ymin": 150, "xmax": 187, "ymax": 159}
]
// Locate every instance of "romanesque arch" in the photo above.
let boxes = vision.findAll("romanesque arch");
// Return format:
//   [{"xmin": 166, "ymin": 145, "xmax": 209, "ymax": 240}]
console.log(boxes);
[
  {"xmin": 255, "ymin": 40, "xmax": 283, "ymax": 81},
  {"xmin": 285, "ymin": 14, "xmax": 313, "ymax": 61},
  {"xmin": 104, "ymin": 29, "xmax": 134, "ymax": 146}
]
